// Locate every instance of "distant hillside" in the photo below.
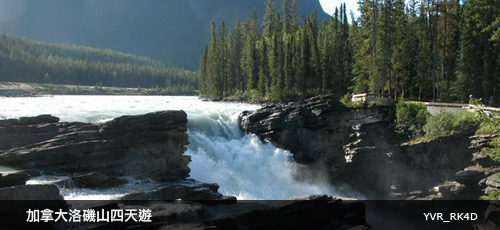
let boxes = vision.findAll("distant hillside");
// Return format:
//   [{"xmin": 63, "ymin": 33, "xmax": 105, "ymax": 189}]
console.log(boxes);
[
  {"xmin": 0, "ymin": 0, "xmax": 328, "ymax": 68},
  {"xmin": 0, "ymin": 33, "xmax": 198, "ymax": 94}
]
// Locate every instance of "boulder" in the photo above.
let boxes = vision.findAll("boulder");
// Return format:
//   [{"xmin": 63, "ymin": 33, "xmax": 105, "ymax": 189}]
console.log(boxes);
[
  {"xmin": 18, "ymin": 114, "xmax": 59, "ymax": 125},
  {"xmin": 213, "ymin": 198, "xmax": 368, "ymax": 230},
  {"xmin": 455, "ymin": 169, "xmax": 485, "ymax": 185},
  {"xmin": 437, "ymin": 183, "xmax": 460, "ymax": 199},
  {"xmin": 79, "ymin": 197, "xmax": 371, "ymax": 230},
  {"xmin": 0, "ymin": 184, "xmax": 66, "ymax": 230},
  {"xmin": 0, "ymin": 184, "xmax": 63, "ymax": 200},
  {"xmin": 473, "ymin": 153, "xmax": 500, "ymax": 168},
  {"xmin": 72, "ymin": 173, "xmax": 126, "ymax": 189},
  {"xmin": 121, "ymin": 179, "xmax": 226, "ymax": 200},
  {"xmin": 486, "ymin": 173, "xmax": 500, "ymax": 189},
  {"xmin": 0, "ymin": 173, "xmax": 29, "ymax": 188},
  {"xmin": 486, "ymin": 202, "xmax": 500, "ymax": 225},
  {"xmin": 0, "ymin": 119, "xmax": 18, "ymax": 127}
]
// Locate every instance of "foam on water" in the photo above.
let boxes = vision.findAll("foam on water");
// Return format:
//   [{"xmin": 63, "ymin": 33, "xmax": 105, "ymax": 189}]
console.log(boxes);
[{"xmin": 0, "ymin": 96, "xmax": 336, "ymax": 199}]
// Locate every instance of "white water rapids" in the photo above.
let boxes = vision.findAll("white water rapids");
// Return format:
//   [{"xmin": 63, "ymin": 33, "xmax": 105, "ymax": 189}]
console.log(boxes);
[{"xmin": 0, "ymin": 96, "xmax": 336, "ymax": 200}]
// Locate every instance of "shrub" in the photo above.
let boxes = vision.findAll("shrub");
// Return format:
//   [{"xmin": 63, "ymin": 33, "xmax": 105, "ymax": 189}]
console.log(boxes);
[
  {"xmin": 476, "ymin": 112, "xmax": 500, "ymax": 135},
  {"xmin": 423, "ymin": 111, "xmax": 455, "ymax": 137},
  {"xmin": 395, "ymin": 100, "xmax": 429, "ymax": 138},
  {"xmin": 341, "ymin": 95, "xmax": 364, "ymax": 108},
  {"xmin": 453, "ymin": 112, "xmax": 480, "ymax": 133},
  {"xmin": 482, "ymin": 137, "xmax": 500, "ymax": 162},
  {"xmin": 481, "ymin": 191, "xmax": 500, "ymax": 200},
  {"xmin": 423, "ymin": 111, "xmax": 479, "ymax": 138},
  {"xmin": 246, "ymin": 89, "xmax": 263, "ymax": 103}
]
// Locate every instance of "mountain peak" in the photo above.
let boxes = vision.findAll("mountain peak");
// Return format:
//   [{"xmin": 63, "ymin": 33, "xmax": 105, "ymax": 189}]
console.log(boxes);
[{"xmin": 0, "ymin": 0, "xmax": 328, "ymax": 68}]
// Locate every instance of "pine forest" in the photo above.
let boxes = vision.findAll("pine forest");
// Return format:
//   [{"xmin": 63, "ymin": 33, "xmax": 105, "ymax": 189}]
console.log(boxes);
[
  {"xmin": 199, "ymin": 0, "xmax": 500, "ymax": 105},
  {"xmin": 0, "ymin": 34, "xmax": 198, "ymax": 94}
]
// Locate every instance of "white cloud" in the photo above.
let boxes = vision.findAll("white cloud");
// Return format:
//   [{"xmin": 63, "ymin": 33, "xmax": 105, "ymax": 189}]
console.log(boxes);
[{"xmin": 319, "ymin": 0, "xmax": 360, "ymax": 18}]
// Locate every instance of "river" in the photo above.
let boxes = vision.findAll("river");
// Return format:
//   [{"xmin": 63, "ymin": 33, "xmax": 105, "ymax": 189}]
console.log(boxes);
[{"xmin": 0, "ymin": 95, "xmax": 335, "ymax": 200}]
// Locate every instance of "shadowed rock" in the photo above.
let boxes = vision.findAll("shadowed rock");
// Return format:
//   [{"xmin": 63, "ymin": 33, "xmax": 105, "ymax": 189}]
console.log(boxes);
[
  {"xmin": 239, "ymin": 95, "xmax": 481, "ymax": 199},
  {"xmin": 0, "ymin": 111, "xmax": 189, "ymax": 182},
  {"xmin": 0, "ymin": 184, "xmax": 63, "ymax": 200},
  {"xmin": 122, "ymin": 179, "xmax": 229, "ymax": 200},
  {"xmin": 0, "ymin": 111, "xmax": 190, "ymax": 184},
  {"xmin": 18, "ymin": 114, "xmax": 59, "ymax": 125},
  {"xmin": 0, "ymin": 111, "xmax": 231, "ymax": 200},
  {"xmin": 238, "ymin": 95, "xmax": 395, "ymax": 197},
  {"xmin": 73, "ymin": 197, "xmax": 371, "ymax": 230},
  {"xmin": 0, "ymin": 173, "xmax": 30, "ymax": 187},
  {"xmin": 239, "ymin": 95, "xmax": 390, "ymax": 177}
]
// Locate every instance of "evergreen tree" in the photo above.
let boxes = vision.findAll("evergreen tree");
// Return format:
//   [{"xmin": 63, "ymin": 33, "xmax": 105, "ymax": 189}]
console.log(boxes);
[
  {"xmin": 390, "ymin": 0, "xmax": 409, "ymax": 98},
  {"xmin": 352, "ymin": 0, "xmax": 378, "ymax": 94},
  {"xmin": 258, "ymin": 37, "xmax": 269, "ymax": 96},
  {"xmin": 0, "ymin": 34, "xmax": 198, "ymax": 94},
  {"xmin": 197, "ymin": 0, "xmax": 500, "ymax": 104},
  {"xmin": 229, "ymin": 21, "xmax": 243, "ymax": 95},
  {"xmin": 206, "ymin": 21, "xmax": 219, "ymax": 98},
  {"xmin": 199, "ymin": 46, "xmax": 208, "ymax": 97},
  {"xmin": 242, "ymin": 17, "xmax": 258, "ymax": 92}
]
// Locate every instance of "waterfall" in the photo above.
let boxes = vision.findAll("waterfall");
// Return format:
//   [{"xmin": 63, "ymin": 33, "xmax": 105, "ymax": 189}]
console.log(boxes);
[
  {"xmin": 0, "ymin": 96, "xmax": 335, "ymax": 199},
  {"xmin": 186, "ymin": 109, "xmax": 335, "ymax": 199}
]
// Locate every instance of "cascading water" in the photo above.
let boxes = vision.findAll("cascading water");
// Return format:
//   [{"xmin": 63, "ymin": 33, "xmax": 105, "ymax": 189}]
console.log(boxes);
[
  {"xmin": 0, "ymin": 96, "xmax": 335, "ymax": 199},
  {"xmin": 186, "ymin": 106, "xmax": 336, "ymax": 199}
]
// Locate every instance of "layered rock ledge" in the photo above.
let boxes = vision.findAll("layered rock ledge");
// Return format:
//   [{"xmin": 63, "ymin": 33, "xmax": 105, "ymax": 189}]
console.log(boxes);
[
  {"xmin": 0, "ymin": 111, "xmax": 230, "ymax": 200},
  {"xmin": 239, "ymin": 95, "xmax": 483, "ymax": 199},
  {"xmin": 239, "ymin": 95, "xmax": 392, "ymax": 182},
  {"xmin": 0, "ymin": 111, "xmax": 190, "ymax": 182}
]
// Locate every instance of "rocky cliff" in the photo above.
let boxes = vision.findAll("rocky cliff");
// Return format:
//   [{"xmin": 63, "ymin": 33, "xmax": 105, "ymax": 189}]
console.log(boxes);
[
  {"xmin": 0, "ymin": 112, "xmax": 375, "ymax": 229},
  {"xmin": 239, "ymin": 95, "xmax": 391, "ymax": 181},
  {"xmin": 0, "ymin": 111, "xmax": 190, "ymax": 182},
  {"xmin": 0, "ymin": 111, "xmax": 227, "ymax": 200},
  {"xmin": 239, "ymin": 95, "xmax": 482, "ymax": 199}
]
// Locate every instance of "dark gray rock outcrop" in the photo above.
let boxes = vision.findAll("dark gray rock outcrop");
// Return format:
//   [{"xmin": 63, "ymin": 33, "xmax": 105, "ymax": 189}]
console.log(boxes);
[
  {"xmin": 0, "ymin": 173, "xmax": 29, "ymax": 187},
  {"xmin": 0, "ymin": 111, "xmax": 190, "ymax": 183},
  {"xmin": 0, "ymin": 173, "xmax": 65, "ymax": 229},
  {"xmin": 239, "ymin": 95, "xmax": 482, "ymax": 199},
  {"xmin": 0, "ymin": 184, "xmax": 63, "ymax": 200},
  {"xmin": 122, "ymin": 179, "xmax": 232, "ymax": 201},
  {"xmin": 486, "ymin": 173, "xmax": 500, "ymax": 189},
  {"xmin": 60, "ymin": 196, "xmax": 370, "ymax": 230},
  {"xmin": 239, "ymin": 95, "xmax": 391, "ymax": 182},
  {"xmin": 0, "ymin": 111, "xmax": 231, "ymax": 201}
]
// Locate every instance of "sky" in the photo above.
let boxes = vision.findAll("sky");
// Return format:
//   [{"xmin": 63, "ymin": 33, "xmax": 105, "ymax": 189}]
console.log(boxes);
[{"xmin": 319, "ymin": 0, "xmax": 359, "ymax": 17}]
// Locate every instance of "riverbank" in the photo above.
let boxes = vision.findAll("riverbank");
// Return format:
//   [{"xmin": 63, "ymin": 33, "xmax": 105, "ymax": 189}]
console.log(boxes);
[{"xmin": 0, "ymin": 81, "xmax": 196, "ymax": 97}]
